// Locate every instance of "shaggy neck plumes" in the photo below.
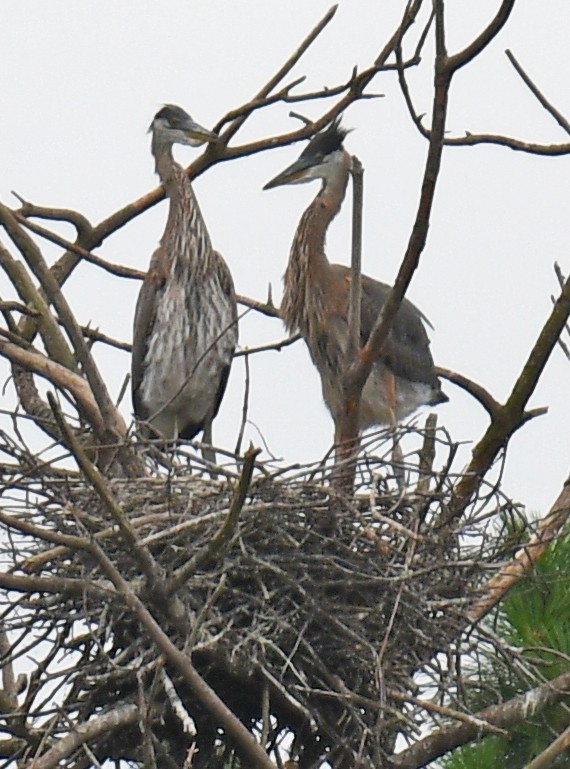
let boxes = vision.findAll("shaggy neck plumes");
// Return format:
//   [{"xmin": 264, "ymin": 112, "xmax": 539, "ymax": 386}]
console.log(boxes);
[
  {"xmin": 281, "ymin": 160, "xmax": 350, "ymax": 335},
  {"xmin": 152, "ymin": 139, "xmax": 212, "ymax": 275}
]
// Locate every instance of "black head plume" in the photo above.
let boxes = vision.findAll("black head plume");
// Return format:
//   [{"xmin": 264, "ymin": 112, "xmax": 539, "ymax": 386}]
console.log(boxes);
[{"xmin": 300, "ymin": 119, "xmax": 350, "ymax": 162}]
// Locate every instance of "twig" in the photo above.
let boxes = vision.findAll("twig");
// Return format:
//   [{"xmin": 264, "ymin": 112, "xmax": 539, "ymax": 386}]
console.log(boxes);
[
  {"xmin": 446, "ymin": 0, "xmax": 516, "ymax": 73},
  {"xmin": 506, "ymin": 49, "xmax": 570, "ymax": 137},
  {"xmin": 48, "ymin": 393, "xmax": 160, "ymax": 591},
  {"xmin": 446, "ymin": 271, "xmax": 570, "ymax": 524},
  {"xmin": 392, "ymin": 670, "xmax": 570, "ymax": 769},
  {"xmin": 167, "ymin": 445, "xmax": 260, "ymax": 592},
  {"xmin": 234, "ymin": 353, "xmax": 250, "ymax": 456},
  {"xmin": 237, "ymin": 293, "xmax": 281, "ymax": 319},
  {"xmin": 28, "ymin": 705, "xmax": 138, "ymax": 769},
  {"xmin": 14, "ymin": 213, "xmax": 144, "ymax": 280},
  {"xmin": 0, "ymin": 241, "xmax": 76, "ymax": 371},
  {"xmin": 12, "ymin": 193, "xmax": 94, "ymax": 240},
  {"xmin": 215, "ymin": 4, "xmax": 339, "ymax": 141},
  {"xmin": 235, "ymin": 333, "xmax": 300, "ymax": 357},
  {"xmin": 468, "ymin": 476, "xmax": 570, "ymax": 622},
  {"xmin": 435, "ymin": 366, "xmax": 502, "ymax": 419},
  {"xmin": 83, "ymin": 536, "xmax": 276, "ymax": 769},
  {"xmin": 389, "ymin": 689, "xmax": 507, "ymax": 737}
]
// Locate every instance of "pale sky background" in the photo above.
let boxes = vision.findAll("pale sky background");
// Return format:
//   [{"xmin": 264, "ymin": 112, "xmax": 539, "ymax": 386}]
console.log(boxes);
[{"xmin": 1, "ymin": 1, "xmax": 569, "ymax": 516}]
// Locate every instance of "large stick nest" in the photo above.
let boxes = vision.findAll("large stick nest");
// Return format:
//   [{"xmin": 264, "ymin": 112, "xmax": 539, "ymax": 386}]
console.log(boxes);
[{"xmin": 0, "ymin": 426, "xmax": 519, "ymax": 768}]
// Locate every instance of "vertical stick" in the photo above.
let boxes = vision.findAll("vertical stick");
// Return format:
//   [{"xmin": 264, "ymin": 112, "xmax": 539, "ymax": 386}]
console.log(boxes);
[
  {"xmin": 333, "ymin": 156, "xmax": 365, "ymax": 493},
  {"xmin": 347, "ymin": 156, "xmax": 364, "ymax": 363}
]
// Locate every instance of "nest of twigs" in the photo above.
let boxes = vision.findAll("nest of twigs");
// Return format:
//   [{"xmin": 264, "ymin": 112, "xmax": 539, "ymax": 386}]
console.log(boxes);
[{"xmin": 0, "ymin": 425, "xmax": 519, "ymax": 768}]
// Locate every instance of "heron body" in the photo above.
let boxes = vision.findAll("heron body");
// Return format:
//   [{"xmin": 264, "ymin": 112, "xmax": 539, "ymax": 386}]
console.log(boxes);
[
  {"xmin": 264, "ymin": 121, "xmax": 447, "ymax": 439},
  {"xmin": 132, "ymin": 105, "xmax": 237, "ymax": 442}
]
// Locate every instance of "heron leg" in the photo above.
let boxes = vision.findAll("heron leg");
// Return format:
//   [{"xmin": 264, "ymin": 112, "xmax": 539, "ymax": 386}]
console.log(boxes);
[
  {"xmin": 201, "ymin": 421, "xmax": 217, "ymax": 470},
  {"xmin": 386, "ymin": 371, "xmax": 405, "ymax": 489}
]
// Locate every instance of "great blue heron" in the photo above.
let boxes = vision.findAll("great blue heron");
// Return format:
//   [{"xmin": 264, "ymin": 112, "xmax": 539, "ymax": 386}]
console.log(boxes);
[
  {"xmin": 132, "ymin": 105, "xmax": 238, "ymax": 447},
  {"xmin": 264, "ymin": 120, "xmax": 447, "ymax": 442}
]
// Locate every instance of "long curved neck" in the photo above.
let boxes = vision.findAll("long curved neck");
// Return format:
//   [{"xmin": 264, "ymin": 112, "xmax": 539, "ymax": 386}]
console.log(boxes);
[
  {"xmin": 281, "ymin": 162, "xmax": 350, "ymax": 334},
  {"xmin": 152, "ymin": 138, "xmax": 212, "ymax": 275}
]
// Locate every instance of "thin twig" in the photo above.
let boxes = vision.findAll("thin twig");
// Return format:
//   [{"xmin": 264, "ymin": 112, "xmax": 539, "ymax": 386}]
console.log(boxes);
[{"xmin": 167, "ymin": 445, "xmax": 261, "ymax": 593}]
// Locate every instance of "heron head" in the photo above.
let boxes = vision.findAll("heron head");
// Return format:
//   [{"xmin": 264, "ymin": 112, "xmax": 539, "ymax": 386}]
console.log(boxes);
[
  {"xmin": 150, "ymin": 104, "xmax": 218, "ymax": 148},
  {"xmin": 263, "ymin": 119, "xmax": 351, "ymax": 190}
]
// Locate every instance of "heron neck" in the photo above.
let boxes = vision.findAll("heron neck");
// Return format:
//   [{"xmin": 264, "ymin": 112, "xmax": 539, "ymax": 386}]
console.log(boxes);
[
  {"xmin": 282, "ymin": 167, "xmax": 349, "ymax": 333},
  {"xmin": 152, "ymin": 142, "xmax": 213, "ymax": 272}
]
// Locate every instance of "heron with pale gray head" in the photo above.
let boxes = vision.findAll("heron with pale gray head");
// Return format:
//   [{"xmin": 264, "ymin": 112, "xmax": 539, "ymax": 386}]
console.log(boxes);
[{"xmin": 132, "ymin": 105, "xmax": 238, "ymax": 448}]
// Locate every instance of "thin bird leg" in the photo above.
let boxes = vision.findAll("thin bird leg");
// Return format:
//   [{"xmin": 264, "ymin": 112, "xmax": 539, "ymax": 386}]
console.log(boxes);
[
  {"xmin": 386, "ymin": 371, "xmax": 405, "ymax": 488},
  {"xmin": 201, "ymin": 421, "xmax": 218, "ymax": 470}
]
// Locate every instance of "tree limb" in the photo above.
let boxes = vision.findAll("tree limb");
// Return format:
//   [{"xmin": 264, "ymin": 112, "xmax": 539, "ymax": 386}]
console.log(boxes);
[
  {"xmin": 392, "ymin": 670, "xmax": 570, "ymax": 769},
  {"xmin": 468, "ymin": 476, "xmax": 570, "ymax": 622},
  {"xmin": 167, "ymin": 445, "xmax": 260, "ymax": 593},
  {"xmin": 28, "ymin": 704, "xmax": 138, "ymax": 769},
  {"xmin": 445, "ymin": 272, "xmax": 570, "ymax": 524}
]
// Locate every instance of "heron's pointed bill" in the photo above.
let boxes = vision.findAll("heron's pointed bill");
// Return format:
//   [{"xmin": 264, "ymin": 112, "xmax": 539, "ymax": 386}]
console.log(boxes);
[
  {"xmin": 180, "ymin": 118, "xmax": 219, "ymax": 146},
  {"xmin": 263, "ymin": 156, "xmax": 317, "ymax": 190}
]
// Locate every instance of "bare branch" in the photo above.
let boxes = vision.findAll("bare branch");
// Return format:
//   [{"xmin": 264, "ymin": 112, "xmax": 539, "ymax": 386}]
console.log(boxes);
[
  {"xmin": 215, "ymin": 4, "xmax": 339, "ymax": 139},
  {"xmin": 436, "ymin": 366, "xmax": 502, "ymax": 420},
  {"xmin": 0, "ymin": 205, "xmax": 128, "ymax": 442},
  {"xmin": 28, "ymin": 705, "xmax": 138, "ymax": 769},
  {"xmin": 236, "ymin": 293, "xmax": 281, "ymax": 319},
  {"xmin": 468, "ymin": 477, "xmax": 570, "ymax": 621},
  {"xmin": 83, "ymin": 538, "xmax": 276, "ymax": 769},
  {"xmin": 14, "ymin": 213, "xmax": 144, "ymax": 280},
  {"xmin": 446, "ymin": 0, "xmax": 517, "ymax": 73},
  {"xmin": 506, "ymin": 49, "xmax": 570, "ymax": 137},
  {"xmin": 392, "ymin": 670, "xmax": 570, "ymax": 769},
  {"xmin": 167, "ymin": 445, "xmax": 261, "ymax": 592},
  {"xmin": 235, "ymin": 333, "xmax": 301, "ymax": 358},
  {"xmin": 12, "ymin": 193, "xmax": 94, "ymax": 240},
  {"xmin": 446, "ymin": 272, "xmax": 570, "ymax": 523},
  {"xmin": 0, "ymin": 337, "xmax": 107, "ymax": 436},
  {"xmin": 48, "ymin": 393, "xmax": 156, "ymax": 585},
  {"xmin": 0, "ymin": 240, "xmax": 76, "ymax": 370}
]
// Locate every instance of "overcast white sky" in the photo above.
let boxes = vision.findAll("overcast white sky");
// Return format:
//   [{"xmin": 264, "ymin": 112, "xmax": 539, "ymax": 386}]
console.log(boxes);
[{"xmin": 1, "ymin": 1, "xmax": 569, "ymax": 514}]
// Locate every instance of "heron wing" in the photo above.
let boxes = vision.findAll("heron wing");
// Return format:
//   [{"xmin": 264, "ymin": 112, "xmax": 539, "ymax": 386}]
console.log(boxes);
[
  {"xmin": 330, "ymin": 265, "xmax": 438, "ymax": 387},
  {"xmin": 209, "ymin": 253, "xmax": 238, "ymax": 423},
  {"xmin": 131, "ymin": 261, "xmax": 165, "ymax": 420}
]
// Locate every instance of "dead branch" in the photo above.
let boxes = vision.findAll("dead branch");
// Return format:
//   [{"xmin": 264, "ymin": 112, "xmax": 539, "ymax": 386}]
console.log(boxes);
[
  {"xmin": 83, "ymin": 537, "xmax": 276, "ymax": 769},
  {"xmin": 0, "ymin": 206, "xmax": 128, "ymax": 440},
  {"xmin": 215, "ymin": 4, "xmax": 339, "ymax": 140},
  {"xmin": 506, "ymin": 49, "xmax": 570, "ymax": 137},
  {"xmin": 0, "ymin": 337, "xmax": 107, "ymax": 436},
  {"xmin": 49, "ymin": 393, "xmax": 158, "ymax": 587},
  {"xmin": 468, "ymin": 475, "xmax": 570, "ymax": 622},
  {"xmin": 29, "ymin": 704, "xmax": 138, "ymax": 769},
  {"xmin": 14, "ymin": 213, "xmax": 144, "ymax": 280},
  {"xmin": 167, "ymin": 445, "xmax": 261, "ymax": 592},
  {"xmin": 235, "ymin": 333, "xmax": 300, "ymax": 357},
  {"xmin": 436, "ymin": 366, "xmax": 502, "ymax": 420},
  {"xmin": 391, "ymin": 670, "xmax": 570, "ymax": 769},
  {"xmin": 446, "ymin": 271, "xmax": 570, "ymax": 524},
  {"xmin": 0, "ymin": 240, "xmax": 76, "ymax": 370},
  {"xmin": 446, "ymin": 0, "xmax": 516, "ymax": 73},
  {"xmin": 13, "ymin": 193, "xmax": 94, "ymax": 241},
  {"xmin": 337, "ymin": 1, "xmax": 451, "ymax": 487}
]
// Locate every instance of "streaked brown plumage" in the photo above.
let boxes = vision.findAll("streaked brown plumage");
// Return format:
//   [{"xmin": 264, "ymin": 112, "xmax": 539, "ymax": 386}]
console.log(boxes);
[
  {"xmin": 264, "ymin": 120, "xmax": 447, "ymax": 440},
  {"xmin": 132, "ymin": 105, "xmax": 237, "ymax": 443}
]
